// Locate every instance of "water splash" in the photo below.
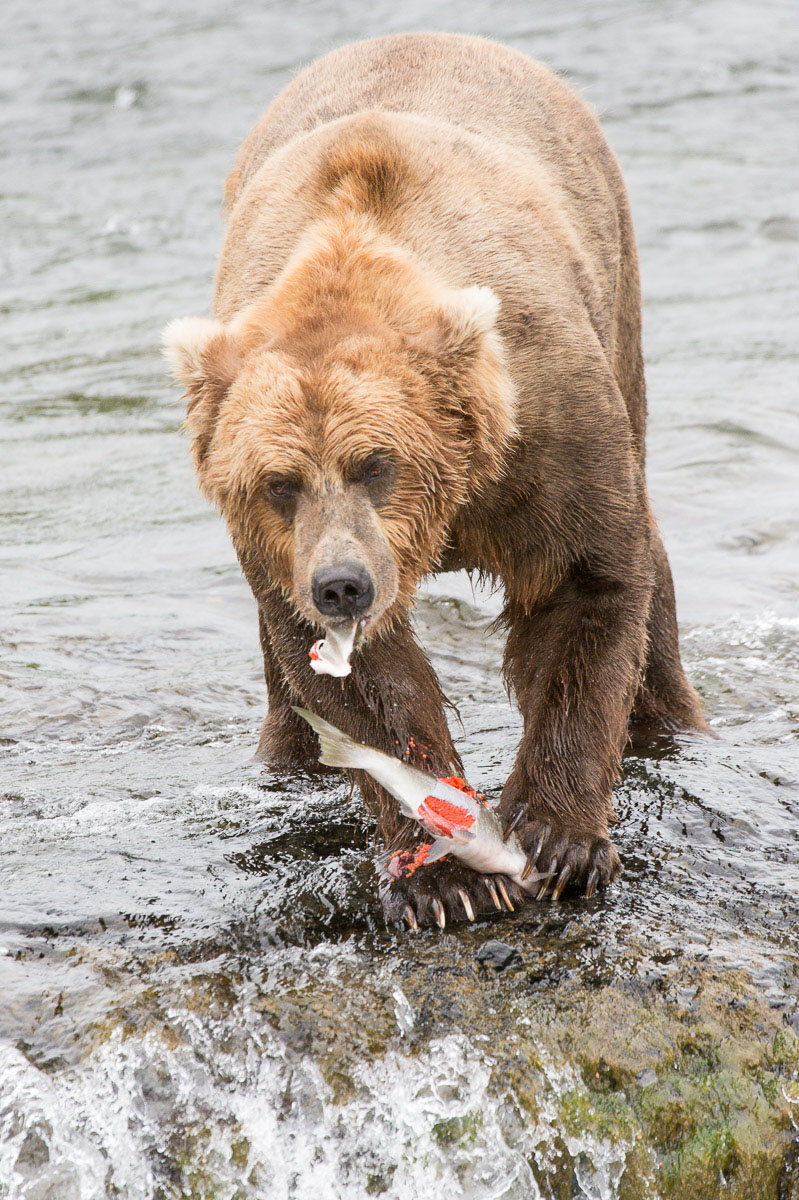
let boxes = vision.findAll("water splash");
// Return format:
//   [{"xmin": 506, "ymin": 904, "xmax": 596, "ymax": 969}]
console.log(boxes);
[{"xmin": 0, "ymin": 1028, "xmax": 647, "ymax": 1200}]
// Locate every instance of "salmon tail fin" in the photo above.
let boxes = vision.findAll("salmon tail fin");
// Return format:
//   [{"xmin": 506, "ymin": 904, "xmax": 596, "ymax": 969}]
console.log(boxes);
[{"xmin": 292, "ymin": 707, "xmax": 374, "ymax": 772}]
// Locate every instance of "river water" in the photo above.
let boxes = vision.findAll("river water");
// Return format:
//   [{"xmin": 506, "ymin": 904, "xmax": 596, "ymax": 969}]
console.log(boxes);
[{"xmin": 1, "ymin": 1, "xmax": 797, "ymax": 1197}]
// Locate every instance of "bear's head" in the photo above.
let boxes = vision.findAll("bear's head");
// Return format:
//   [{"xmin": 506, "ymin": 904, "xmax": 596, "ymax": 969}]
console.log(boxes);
[{"xmin": 163, "ymin": 218, "xmax": 517, "ymax": 640}]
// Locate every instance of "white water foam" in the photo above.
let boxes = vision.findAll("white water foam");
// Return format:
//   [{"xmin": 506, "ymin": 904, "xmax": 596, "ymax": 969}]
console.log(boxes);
[{"xmin": 0, "ymin": 1025, "xmax": 647, "ymax": 1200}]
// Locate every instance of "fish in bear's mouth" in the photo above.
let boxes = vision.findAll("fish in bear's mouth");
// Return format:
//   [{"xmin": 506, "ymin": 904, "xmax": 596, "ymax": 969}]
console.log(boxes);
[{"xmin": 308, "ymin": 618, "xmax": 368, "ymax": 677}]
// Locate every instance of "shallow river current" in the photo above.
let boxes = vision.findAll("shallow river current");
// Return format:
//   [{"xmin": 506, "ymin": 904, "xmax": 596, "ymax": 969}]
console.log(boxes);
[{"xmin": 1, "ymin": 1, "xmax": 798, "ymax": 1197}]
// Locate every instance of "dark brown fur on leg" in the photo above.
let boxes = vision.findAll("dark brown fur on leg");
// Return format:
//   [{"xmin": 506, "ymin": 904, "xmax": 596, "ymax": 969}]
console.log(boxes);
[
  {"xmin": 254, "ymin": 607, "xmax": 322, "ymax": 768},
  {"xmin": 498, "ymin": 567, "xmax": 652, "ymax": 898},
  {"xmin": 254, "ymin": 585, "xmax": 462, "ymax": 822},
  {"xmin": 630, "ymin": 532, "xmax": 708, "ymax": 745}
]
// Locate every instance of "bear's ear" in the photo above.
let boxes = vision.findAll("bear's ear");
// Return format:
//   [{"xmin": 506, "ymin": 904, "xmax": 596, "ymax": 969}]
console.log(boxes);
[
  {"xmin": 162, "ymin": 317, "xmax": 244, "ymax": 464},
  {"xmin": 162, "ymin": 316, "xmax": 243, "ymax": 408},
  {"xmin": 417, "ymin": 286, "xmax": 518, "ymax": 491},
  {"xmin": 434, "ymin": 285, "xmax": 503, "ymax": 351}
]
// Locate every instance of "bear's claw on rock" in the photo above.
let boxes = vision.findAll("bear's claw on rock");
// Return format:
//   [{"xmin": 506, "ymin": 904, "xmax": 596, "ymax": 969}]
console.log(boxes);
[
  {"xmin": 551, "ymin": 864, "xmax": 571, "ymax": 901},
  {"xmin": 457, "ymin": 888, "xmax": 475, "ymax": 921},
  {"xmin": 380, "ymin": 856, "xmax": 526, "ymax": 930},
  {"xmin": 485, "ymin": 879, "xmax": 503, "ymax": 912}
]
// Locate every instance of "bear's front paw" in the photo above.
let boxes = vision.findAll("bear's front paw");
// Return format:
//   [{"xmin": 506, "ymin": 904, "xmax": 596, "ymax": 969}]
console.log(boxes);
[
  {"xmin": 378, "ymin": 856, "xmax": 526, "ymax": 930},
  {"xmin": 506, "ymin": 814, "xmax": 621, "ymax": 901}
]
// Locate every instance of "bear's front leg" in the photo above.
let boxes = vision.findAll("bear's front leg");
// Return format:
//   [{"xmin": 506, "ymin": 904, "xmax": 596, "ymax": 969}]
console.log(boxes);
[
  {"xmin": 257, "ymin": 587, "xmax": 525, "ymax": 927},
  {"xmin": 254, "ymin": 606, "xmax": 325, "ymax": 769},
  {"xmin": 498, "ymin": 568, "xmax": 652, "ymax": 901}
]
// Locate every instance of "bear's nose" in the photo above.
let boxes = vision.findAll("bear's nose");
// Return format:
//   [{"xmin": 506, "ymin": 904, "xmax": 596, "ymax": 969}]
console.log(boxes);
[{"xmin": 311, "ymin": 563, "xmax": 375, "ymax": 619}]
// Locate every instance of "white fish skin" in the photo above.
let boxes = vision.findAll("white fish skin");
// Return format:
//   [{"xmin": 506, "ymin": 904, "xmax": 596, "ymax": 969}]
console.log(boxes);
[
  {"xmin": 308, "ymin": 621, "xmax": 359, "ymax": 677},
  {"xmin": 292, "ymin": 708, "xmax": 552, "ymax": 893}
]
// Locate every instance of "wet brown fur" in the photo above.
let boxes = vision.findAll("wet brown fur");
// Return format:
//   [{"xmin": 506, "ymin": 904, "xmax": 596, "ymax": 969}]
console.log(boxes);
[{"xmin": 164, "ymin": 33, "xmax": 707, "ymax": 926}]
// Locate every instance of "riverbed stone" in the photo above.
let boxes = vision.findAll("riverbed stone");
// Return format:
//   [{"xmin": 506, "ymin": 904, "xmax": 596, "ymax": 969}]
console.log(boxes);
[{"xmin": 476, "ymin": 940, "xmax": 521, "ymax": 971}]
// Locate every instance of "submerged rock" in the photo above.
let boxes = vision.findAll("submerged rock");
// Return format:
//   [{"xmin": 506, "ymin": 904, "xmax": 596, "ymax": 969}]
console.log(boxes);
[{"xmin": 476, "ymin": 939, "xmax": 521, "ymax": 971}]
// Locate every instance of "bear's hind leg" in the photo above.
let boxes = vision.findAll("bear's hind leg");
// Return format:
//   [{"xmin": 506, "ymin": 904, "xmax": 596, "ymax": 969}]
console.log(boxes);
[{"xmin": 629, "ymin": 532, "xmax": 708, "ymax": 744}]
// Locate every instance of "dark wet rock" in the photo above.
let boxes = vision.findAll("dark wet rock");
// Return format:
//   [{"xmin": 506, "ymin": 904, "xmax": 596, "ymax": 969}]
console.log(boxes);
[
  {"xmin": 779, "ymin": 1137, "xmax": 799, "ymax": 1200},
  {"xmin": 85, "ymin": 928, "xmax": 795, "ymax": 1200},
  {"xmin": 476, "ymin": 940, "xmax": 521, "ymax": 971}
]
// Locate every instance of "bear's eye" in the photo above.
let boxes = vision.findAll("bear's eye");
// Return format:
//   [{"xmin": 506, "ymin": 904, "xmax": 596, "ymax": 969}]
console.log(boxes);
[
  {"xmin": 266, "ymin": 478, "xmax": 298, "ymax": 502},
  {"xmin": 352, "ymin": 453, "xmax": 397, "ymax": 504},
  {"xmin": 363, "ymin": 456, "xmax": 385, "ymax": 481},
  {"xmin": 354, "ymin": 453, "xmax": 392, "ymax": 482}
]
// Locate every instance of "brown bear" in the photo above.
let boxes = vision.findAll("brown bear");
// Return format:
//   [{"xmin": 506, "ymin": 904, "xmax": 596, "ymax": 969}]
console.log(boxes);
[{"xmin": 164, "ymin": 32, "xmax": 707, "ymax": 928}]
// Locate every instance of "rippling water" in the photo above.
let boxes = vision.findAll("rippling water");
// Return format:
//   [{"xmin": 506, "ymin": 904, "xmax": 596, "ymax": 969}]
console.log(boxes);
[{"xmin": 1, "ymin": 1, "xmax": 798, "ymax": 1197}]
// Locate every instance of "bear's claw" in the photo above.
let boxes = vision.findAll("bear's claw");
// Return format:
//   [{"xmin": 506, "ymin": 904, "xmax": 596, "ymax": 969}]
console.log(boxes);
[
  {"xmin": 506, "ymin": 814, "xmax": 621, "ymax": 900},
  {"xmin": 496, "ymin": 879, "xmax": 514, "ymax": 912},
  {"xmin": 485, "ymin": 879, "xmax": 503, "ymax": 912},
  {"xmin": 502, "ymin": 808, "xmax": 525, "ymax": 842},
  {"xmin": 380, "ymin": 817, "xmax": 619, "ymax": 928},
  {"xmin": 551, "ymin": 864, "xmax": 572, "ymax": 901},
  {"xmin": 379, "ymin": 855, "xmax": 525, "ymax": 930},
  {"xmin": 457, "ymin": 888, "xmax": 475, "ymax": 921}
]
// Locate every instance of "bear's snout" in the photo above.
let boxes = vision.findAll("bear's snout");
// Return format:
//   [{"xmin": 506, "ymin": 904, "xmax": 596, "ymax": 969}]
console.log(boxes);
[
  {"xmin": 311, "ymin": 563, "xmax": 375, "ymax": 620},
  {"xmin": 292, "ymin": 486, "xmax": 400, "ymax": 635}
]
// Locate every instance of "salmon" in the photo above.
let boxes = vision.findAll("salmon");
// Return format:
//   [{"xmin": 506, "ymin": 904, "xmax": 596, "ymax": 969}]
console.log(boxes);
[
  {"xmin": 308, "ymin": 620, "xmax": 359, "ymax": 677},
  {"xmin": 293, "ymin": 707, "xmax": 553, "ymax": 893}
]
